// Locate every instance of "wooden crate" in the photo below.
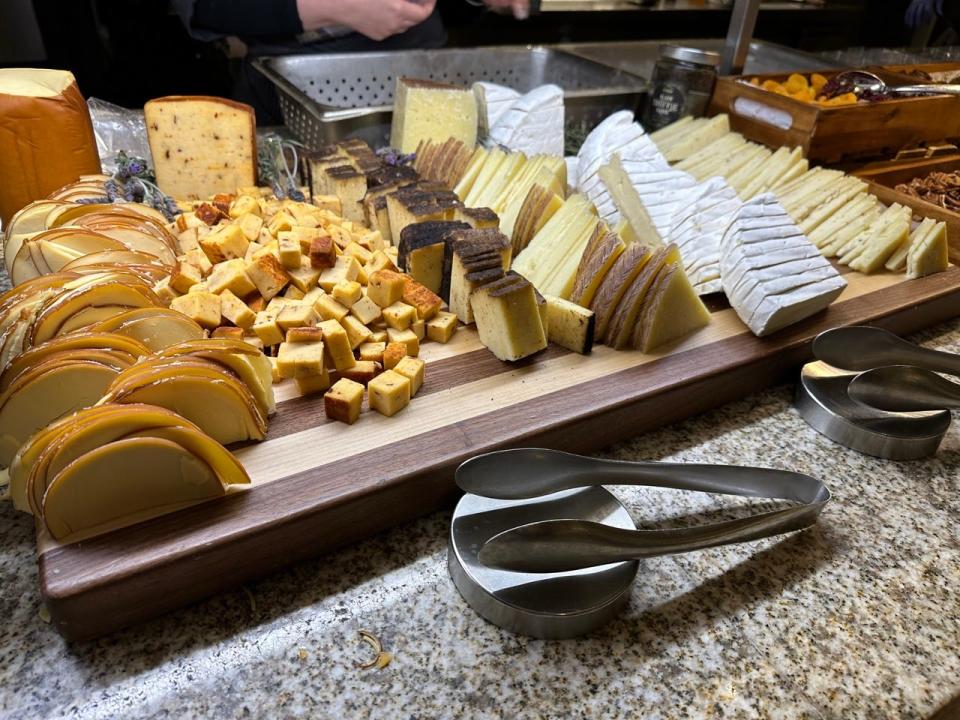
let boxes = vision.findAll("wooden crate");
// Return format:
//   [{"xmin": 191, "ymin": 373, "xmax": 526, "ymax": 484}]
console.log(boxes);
[
  {"xmin": 709, "ymin": 68, "xmax": 960, "ymax": 164},
  {"xmin": 38, "ymin": 264, "xmax": 960, "ymax": 641},
  {"xmin": 854, "ymin": 154, "xmax": 960, "ymax": 264}
]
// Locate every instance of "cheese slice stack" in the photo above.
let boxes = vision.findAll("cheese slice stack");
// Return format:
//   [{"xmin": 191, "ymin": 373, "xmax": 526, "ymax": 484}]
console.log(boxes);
[
  {"xmin": 488, "ymin": 84, "xmax": 565, "ymax": 157},
  {"xmin": 720, "ymin": 193, "xmax": 847, "ymax": 337},
  {"xmin": 667, "ymin": 176, "xmax": 741, "ymax": 295}
]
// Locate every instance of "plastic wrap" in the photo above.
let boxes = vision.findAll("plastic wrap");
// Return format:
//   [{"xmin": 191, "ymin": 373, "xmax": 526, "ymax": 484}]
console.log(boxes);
[{"xmin": 87, "ymin": 97, "xmax": 152, "ymax": 174}]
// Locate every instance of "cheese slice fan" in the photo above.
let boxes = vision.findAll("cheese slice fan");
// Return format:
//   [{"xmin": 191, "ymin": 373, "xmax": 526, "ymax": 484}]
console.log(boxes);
[
  {"xmin": 91, "ymin": 307, "xmax": 205, "ymax": 351},
  {"xmin": 41, "ymin": 436, "xmax": 227, "ymax": 541}
]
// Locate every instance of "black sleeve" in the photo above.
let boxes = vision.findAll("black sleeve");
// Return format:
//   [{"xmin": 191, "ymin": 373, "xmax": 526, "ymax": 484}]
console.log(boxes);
[{"xmin": 191, "ymin": 0, "xmax": 304, "ymax": 37}]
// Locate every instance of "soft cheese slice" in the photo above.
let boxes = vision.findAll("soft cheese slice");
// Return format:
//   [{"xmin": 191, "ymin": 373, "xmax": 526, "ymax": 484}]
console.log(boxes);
[
  {"xmin": 474, "ymin": 82, "xmax": 521, "ymax": 136},
  {"xmin": 390, "ymin": 77, "xmax": 478, "ymax": 154},
  {"xmin": 907, "ymin": 220, "xmax": 949, "ymax": 278},
  {"xmin": 489, "ymin": 84, "xmax": 564, "ymax": 157},
  {"xmin": 145, "ymin": 96, "xmax": 256, "ymax": 200},
  {"xmin": 660, "ymin": 114, "xmax": 731, "ymax": 163},
  {"xmin": 720, "ymin": 193, "xmax": 846, "ymax": 337}
]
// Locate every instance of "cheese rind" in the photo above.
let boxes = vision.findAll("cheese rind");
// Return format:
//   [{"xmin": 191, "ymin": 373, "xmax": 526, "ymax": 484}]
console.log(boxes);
[{"xmin": 544, "ymin": 295, "xmax": 595, "ymax": 354}]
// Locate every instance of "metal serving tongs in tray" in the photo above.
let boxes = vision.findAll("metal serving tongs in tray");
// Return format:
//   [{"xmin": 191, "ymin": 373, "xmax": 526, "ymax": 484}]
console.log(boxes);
[{"xmin": 456, "ymin": 449, "xmax": 830, "ymax": 574}]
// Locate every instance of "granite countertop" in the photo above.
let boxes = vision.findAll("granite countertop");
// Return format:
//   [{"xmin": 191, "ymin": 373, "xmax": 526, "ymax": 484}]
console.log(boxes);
[{"xmin": 2, "ymin": 316, "xmax": 958, "ymax": 719}]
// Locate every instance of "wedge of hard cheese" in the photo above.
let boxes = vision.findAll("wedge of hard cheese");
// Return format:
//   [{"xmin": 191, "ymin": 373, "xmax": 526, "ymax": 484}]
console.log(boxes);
[
  {"xmin": 906, "ymin": 219, "xmax": 949, "ymax": 279},
  {"xmin": 720, "ymin": 193, "xmax": 846, "ymax": 337},
  {"xmin": 145, "ymin": 96, "xmax": 256, "ymax": 200},
  {"xmin": 470, "ymin": 273, "xmax": 546, "ymax": 361},
  {"xmin": 390, "ymin": 78, "xmax": 478, "ymax": 154}
]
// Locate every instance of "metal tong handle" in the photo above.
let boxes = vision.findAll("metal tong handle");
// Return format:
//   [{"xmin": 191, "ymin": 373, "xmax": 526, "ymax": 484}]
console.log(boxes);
[{"xmin": 888, "ymin": 84, "xmax": 960, "ymax": 96}]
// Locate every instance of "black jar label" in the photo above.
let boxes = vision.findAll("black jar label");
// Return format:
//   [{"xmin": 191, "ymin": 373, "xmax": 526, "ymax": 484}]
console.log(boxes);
[{"xmin": 647, "ymin": 83, "xmax": 685, "ymax": 129}]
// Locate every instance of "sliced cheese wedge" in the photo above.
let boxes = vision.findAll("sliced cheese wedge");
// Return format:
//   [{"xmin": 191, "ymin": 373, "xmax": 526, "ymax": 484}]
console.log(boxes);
[
  {"xmin": 634, "ymin": 261, "xmax": 711, "ymax": 353},
  {"xmin": 607, "ymin": 243, "xmax": 680, "ymax": 348},
  {"xmin": 907, "ymin": 220, "xmax": 949, "ymax": 278},
  {"xmin": 660, "ymin": 114, "xmax": 731, "ymax": 163},
  {"xmin": 569, "ymin": 225, "xmax": 626, "ymax": 307}
]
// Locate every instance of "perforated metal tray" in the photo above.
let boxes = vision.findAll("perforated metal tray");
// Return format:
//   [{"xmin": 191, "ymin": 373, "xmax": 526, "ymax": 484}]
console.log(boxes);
[{"xmin": 253, "ymin": 45, "xmax": 646, "ymax": 150}]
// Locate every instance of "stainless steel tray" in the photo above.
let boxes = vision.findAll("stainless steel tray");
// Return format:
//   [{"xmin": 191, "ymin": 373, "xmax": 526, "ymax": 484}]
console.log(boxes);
[{"xmin": 253, "ymin": 45, "xmax": 646, "ymax": 150}]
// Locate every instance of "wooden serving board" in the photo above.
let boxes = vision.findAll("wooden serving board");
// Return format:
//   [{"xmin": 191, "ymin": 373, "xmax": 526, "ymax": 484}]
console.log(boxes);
[{"xmin": 38, "ymin": 265, "xmax": 960, "ymax": 641}]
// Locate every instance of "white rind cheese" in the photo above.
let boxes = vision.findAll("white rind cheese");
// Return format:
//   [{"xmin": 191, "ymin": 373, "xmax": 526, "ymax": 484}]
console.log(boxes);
[
  {"xmin": 474, "ymin": 82, "xmax": 521, "ymax": 136},
  {"xmin": 720, "ymin": 193, "xmax": 846, "ymax": 337},
  {"xmin": 488, "ymin": 84, "xmax": 565, "ymax": 157}
]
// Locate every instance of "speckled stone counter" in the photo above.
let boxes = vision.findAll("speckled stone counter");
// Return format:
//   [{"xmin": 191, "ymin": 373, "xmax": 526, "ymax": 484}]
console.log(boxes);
[{"xmin": 2, "ymin": 318, "xmax": 958, "ymax": 719}]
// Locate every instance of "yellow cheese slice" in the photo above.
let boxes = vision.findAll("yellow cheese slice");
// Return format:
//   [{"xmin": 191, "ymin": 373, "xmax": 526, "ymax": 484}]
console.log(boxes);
[
  {"xmin": 92, "ymin": 307, "xmax": 206, "ymax": 352},
  {"xmin": 42, "ymin": 436, "xmax": 226, "ymax": 541},
  {"xmin": 453, "ymin": 147, "xmax": 489, "ymax": 200},
  {"xmin": 886, "ymin": 217, "xmax": 935, "ymax": 272},
  {"xmin": 907, "ymin": 220, "xmax": 949, "ymax": 278},
  {"xmin": 634, "ymin": 262, "xmax": 711, "ymax": 353}
]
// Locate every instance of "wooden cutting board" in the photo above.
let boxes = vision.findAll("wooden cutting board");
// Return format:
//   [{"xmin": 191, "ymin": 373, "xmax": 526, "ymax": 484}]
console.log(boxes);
[{"xmin": 37, "ymin": 265, "xmax": 960, "ymax": 641}]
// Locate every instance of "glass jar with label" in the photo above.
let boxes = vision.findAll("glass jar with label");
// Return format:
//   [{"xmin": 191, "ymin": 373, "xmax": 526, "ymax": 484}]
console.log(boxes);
[{"xmin": 641, "ymin": 45, "xmax": 720, "ymax": 131}]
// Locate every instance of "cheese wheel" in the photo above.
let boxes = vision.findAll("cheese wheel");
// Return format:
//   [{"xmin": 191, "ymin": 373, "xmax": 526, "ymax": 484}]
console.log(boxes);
[{"xmin": 0, "ymin": 69, "xmax": 101, "ymax": 226}]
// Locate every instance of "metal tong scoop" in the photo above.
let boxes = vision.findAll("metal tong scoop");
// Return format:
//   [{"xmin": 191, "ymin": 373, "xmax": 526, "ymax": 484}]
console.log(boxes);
[
  {"xmin": 456, "ymin": 449, "xmax": 830, "ymax": 573},
  {"xmin": 813, "ymin": 326, "xmax": 960, "ymax": 376},
  {"xmin": 849, "ymin": 365, "xmax": 960, "ymax": 413}
]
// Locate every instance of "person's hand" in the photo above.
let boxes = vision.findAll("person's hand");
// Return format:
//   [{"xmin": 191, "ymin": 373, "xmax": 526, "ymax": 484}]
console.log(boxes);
[
  {"xmin": 297, "ymin": 0, "xmax": 437, "ymax": 40},
  {"xmin": 483, "ymin": 0, "xmax": 531, "ymax": 20}
]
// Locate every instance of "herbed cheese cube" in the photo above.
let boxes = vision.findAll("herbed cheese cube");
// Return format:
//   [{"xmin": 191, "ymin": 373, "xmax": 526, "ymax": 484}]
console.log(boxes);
[
  {"xmin": 426, "ymin": 311, "xmax": 457, "ymax": 343},
  {"xmin": 295, "ymin": 366, "xmax": 331, "ymax": 395},
  {"xmin": 314, "ymin": 294, "xmax": 350, "ymax": 322},
  {"xmin": 170, "ymin": 261, "xmax": 203, "ymax": 293},
  {"xmin": 288, "ymin": 256, "xmax": 323, "ymax": 293},
  {"xmin": 411, "ymin": 318, "xmax": 425, "ymax": 341},
  {"xmin": 284, "ymin": 285, "xmax": 306, "ymax": 300},
  {"xmin": 178, "ymin": 227, "xmax": 202, "ymax": 254},
  {"xmin": 246, "ymin": 293, "xmax": 266, "ymax": 313},
  {"xmin": 278, "ymin": 233, "xmax": 302, "ymax": 269},
  {"xmin": 269, "ymin": 356, "xmax": 281, "ymax": 383},
  {"xmin": 367, "ymin": 269, "xmax": 406, "ymax": 308},
  {"xmin": 267, "ymin": 211, "xmax": 296, "ymax": 236},
  {"xmin": 253, "ymin": 311, "xmax": 284, "ymax": 347},
  {"xmin": 243, "ymin": 241, "xmax": 263, "ymax": 263},
  {"xmin": 237, "ymin": 213, "xmax": 264, "ymax": 242},
  {"xmin": 201, "ymin": 223, "xmax": 250, "ymax": 263},
  {"xmin": 370, "ymin": 330, "xmax": 389, "ymax": 344},
  {"xmin": 383, "ymin": 341, "xmax": 407, "ymax": 370},
  {"xmin": 382, "ymin": 301, "xmax": 416, "ymax": 330},
  {"xmin": 402, "ymin": 277, "xmax": 442, "ymax": 320},
  {"xmin": 277, "ymin": 303, "xmax": 317, "ymax": 331},
  {"xmin": 359, "ymin": 230, "xmax": 386, "ymax": 252},
  {"xmin": 183, "ymin": 248, "xmax": 213, "ymax": 276},
  {"xmin": 245, "ymin": 254, "xmax": 290, "ymax": 301},
  {"xmin": 350, "ymin": 295, "xmax": 383, "ymax": 325},
  {"xmin": 367, "ymin": 250, "xmax": 398, "ymax": 275},
  {"xmin": 253, "ymin": 240, "xmax": 280, "ymax": 261},
  {"xmin": 317, "ymin": 319, "xmax": 356, "ymax": 370},
  {"xmin": 393, "ymin": 356, "xmax": 425, "ymax": 396},
  {"xmin": 230, "ymin": 195, "xmax": 260, "ymax": 219},
  {"xmin": 286, "ymin": 326, "xmax": 324, "ymax": 343},
  {"xmin": 386, "ymin": 327, "xmax": 420, "ymax": 356},
  {"xmin": 266, "ymin": 296, "xmax": 294, "ymax": 314},
  {"xmin": 544, "ymin": 295, "xmax": 595, "ymax": 354},
  {"xmin": 359, "ymin": 341, "xmax": 386, "ymax": 363},
  {"xmin": 332, "ymin": 280, "xmax": 363, "ymax": 308},
  {"xmin": 309, "ymin": 235, "xmax": 337, "ymax": 269},
  {"xmin": 313, "ymin": 195, "xmax": 342, "ymax": 215},
  {"xmin": 319, "ymin": 254, "xmax": 361, "ymax": 291},
  {"xmin": 367, "ymin": 369, "xmax": 411, "ymax": 417},
  {"xmin": 188, "ymin": 281, "xmax": 209, "ymax": 294},
  {"xmin": 324, "ymin": 378, "xmax": 365, "ymax": 424},
  {"xmin": 341, "ymin": 315, "xmax": 373, "ymax": 349},
  {"xmin": 277, "ymin": 339, "xmax": 325, "ymax": 378},
  {"xmin": 220, "ymin": 289, "xmax": 256, "ymax": 329},
  {"xmin": 343, "ymin": 241, "xmax": 373, "ymax": 266},
  {"xmin": 340, "ymin": 360, "xmax": 381, "ymax": 385},
  {"xmin": 170, "ymin": 291, "xmax": 221, "ymax": 329},
  {"xmin": 242, "ymin": 334, "xmax": 264, "ymax": 351},
  {"xmin": 302, "ymin": 287, "xmax": 325, "ymax": 305},
  {"xmin": 207, "ymin": 258, "xmax": 257, "ymax": 297}
]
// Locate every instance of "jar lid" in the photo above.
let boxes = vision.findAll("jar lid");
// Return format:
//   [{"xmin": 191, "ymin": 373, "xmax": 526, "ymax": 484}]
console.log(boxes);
[{"xmin": 660, "ymin": 45, "xmax": 721, "ymax": 68}]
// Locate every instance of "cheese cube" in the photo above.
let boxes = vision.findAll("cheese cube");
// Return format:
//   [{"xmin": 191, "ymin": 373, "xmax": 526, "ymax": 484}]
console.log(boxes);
[
  {"xmin": 324, "ymin": 378, "xmax": 364, "ymax": 424},
  {"xmin": 393, "ymin": 356, "xmax": 425, "ymax": 396},
  {"xmin": 170, "ymin": 261, "xmax": 203, "ymax": 294},
  {"xmin": 278, "ymin": 233, "xmax": 302, "ymax": 269},
  {"xmin": 402, "ymin": 277, "xmax": 442, "ymax": 320},
  {"xmin": 470, "ymin": 275, "xmax": 547, "ymax": 361},
  {"xmin": 277, "ymin": 339, "xmax": 325, "ymax": 378},
  {"xmin": 277, "ymin": 303, "xmax": 317, "ymax": 331},
  {"xmin": 314, "ymin": 294, "xmax": 350, "ymax": 322},
  {"xmin": 295, "ymin": 367, "xmax": 332, "ymax": 395},
  {"xmin": 317, "ymin": 319, "xmax": 356, "ymax": 370},
  {"xmin": 370, "ymin": 330, "xmax": 388, "ymax": 344},
  {"xmin": 368, "ymin": 369, "xmax": 411, "ymax": 417},
  {"xmin": 211, "ymin": 326, "xmax": 244, "ymax": 340},
  {"xmin": 178, "ymin": 227, "xmax": 202, "ymax": 254},
  {"xmin": 201, "ymin": 223, "xmax": 250, "ymax": 263},
  {"xmin": 341, "ymin": 315, "xmax": 373, "ymax": 349},
  {"xmin": 253, "ymin": 311, "xmax": 284, "ymax": 347},
  {"xmin": 253, "ymin": 240, "xmax": 280, "ymax": 261},
  {"xmin": 309, "ymin": 235, "xmax": 337, "ymax": 269},
  {"xmin": 383, "ymin": 341, "xmax": 407, "ymax": 370},
  {"xmin": 246, "ymin": 293, "xmax": 265, "ymax": 313},
  {"xmin": 266, "ymin": 296, "xmax": 294, "ymax": 314},
  {"xmin": 319, "ymin": 254, "xmax": 361, "ymax": 291},
  {"xmin": 359, "ymin": 230, "xmax": 386, "ymax": 252},
  {"xmin": 267, "ymin": 211, "xmax": 296, "ymax": 236},
  {"xmin": 386, "ymin": 327, "xmax": 420, "ymax": 356},
  {"xmin": 188, "ymin": 281, "xmax": 209, "ymax": 294},
  {"xmin": 237, "ymin": 213, "xmax": 264, "ymax": 242},
  {"xmin": 343, "ymin": 241, "xmax": 373, "ymax": 266},
  {"xmin": 302, "ymin": 287, "xmax": 325, "ymax": 305},
  {"xmin": 269, "ymin": 356, "xmax": 281, "ymax": 383},
  {"xmin": 170, "ymin": 291, "xmax": 221, "ymax": 330},
  {"xmin": 230, "ymin": 195, "xmax": 260, "ymax": 219},
  {"xmin": 350, "ymin": 295, "xmax": 383, "ymax": 325},
  {"xmin": 207, "ymin": 258, "xmax": 257, "ymax": 296},
  {"xmin": 220, "ymin": 289, "xmax": 256, "ymax": 329},
  {"xmin": 245, "ymin": 254, "xmax": 290, "ymax": 300},
  {"xmin": 367, "ymin": 250, "xmax": 398, "ymax": 275},
  {"xmin": 367, "ymin": 270, "xmax": 406, "ymax": 308},
  {"xmin": 359, "ymin": 341, "xmax": 386, "ymax": 363},
  {"xmin": 153, "ymin": 276, "xmax": 179, "ymax": 306},
  {"xmin": 288, "ymin": 256, "xmax": 323, "ymax": 293},
  {"xmin": 242, "ymin": 334, "xmax": 264, "ymax": 351},
  {"xmin": 286, "ymin": 326, "xmax": 324, "ymax": 343},
  {"xmin": 382, "ymin": 301, "xmax": 416, "ymax": 330},
  {"xmin": 312, "ymin": 195, "xmax": 342, "ymax": 214},
  {"xmin": 544, "ymin": 295, "xmax": 595, "ymax": 354},
  {"xmin": 426, "ymin": 311, "xmax": 458, "ymax": 343},
  {"xmin": 340, "ymin": 360, "xmax": 381, "ymax": 385},
  {"xmin": 284, "ymin": 285, "xmax": 306, "ymax": 300},
  {"xmin": 243, "ymin": 241, "xmax": 263, "ymax": 263},
  {"xmin": 332, "ymin": 280, "xmax": 363, "ymax": 307},
  {"xmin": 182, "ymin": 248, "xmax": 213, "ymax": 276}
]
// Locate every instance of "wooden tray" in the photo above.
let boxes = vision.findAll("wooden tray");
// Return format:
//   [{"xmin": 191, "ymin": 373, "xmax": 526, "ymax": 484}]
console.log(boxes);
[
  {"xmin": 709, "ymin": 67, "xmax": 960, "ymax": 164},
  {"xmin": 853, "ymin": 154, "xmax": 960, "ymax": 265},
  {"xmin": 38, "ymin": 264, "xmax": 960, "ymax": 641}
]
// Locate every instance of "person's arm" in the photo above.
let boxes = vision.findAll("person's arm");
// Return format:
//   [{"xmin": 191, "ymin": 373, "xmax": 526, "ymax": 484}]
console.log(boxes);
[{"xmin": 191, "ymin": 0, "xmax": 304, "ymax": 36}]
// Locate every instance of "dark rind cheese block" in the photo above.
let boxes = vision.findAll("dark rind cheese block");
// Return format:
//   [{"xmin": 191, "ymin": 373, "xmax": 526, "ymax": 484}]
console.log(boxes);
[
  {"xmin": 325, "ymin": 165, "xmax": 366, "ymax": 222},
  {"xmin": 469, "ymin": 273, "xmax": 547, "ymax": 362},
  {"xmin": 367, "ymin": 164, "xmax": 418, "ymax": 189},
  {"xmin": 455, "ymin": 207, "xmax": 499, "ymax": 230},
  {"xmin": 398, "ymin": 220, "xmax": 471, "ymax": 297}
]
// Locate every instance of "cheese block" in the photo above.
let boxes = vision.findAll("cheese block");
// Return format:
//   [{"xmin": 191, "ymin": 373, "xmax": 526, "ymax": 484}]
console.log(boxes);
[
  {"xmin": 0, "ymin": 69, "xmax": 101, "ymax": 225},
  {"xmin": 544, "ymin": 295, "xmax": 595, "ymax": 354},
  {"xmin": 145, "ymin": 96, "xmax": 256, "ymax": 200},
  {"xmin": 390, "ymin": 77, "xmax": 478, "ymax": 154},
  {"xmin": 667, "ymin": 177, "xmax": 740, "ymax": 295},
  {"xmin": 397, "ymin": 220, "xmax": 471, "ymax": 296},
  {"xmin": 720, "ymin": 194, "xmax": 846, "ymax": 337},
  {"xmin": 474, "ymin": 82, "xmax": 521, "ymax": 136},
  {"xmin": 633, "ymin": 261, "xmax": 711, "ymax": 353},
  {"xmin": 470, "ymin": 273, "xmax": 547, "ymax": 361},
  {"xmin": 907, "ymin": 220, "xmax": 949, "ymax": 278},
  {"xmin": 488, "ymin": 84, "xmax": 565, "ymax": 157},
  {"xmin": 323, "ymin": 166, "xmax": 366, "ymax": 222},
  {"xmin": 450, "ymin": 248, "xmax": 507, "ymax": 324}
]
